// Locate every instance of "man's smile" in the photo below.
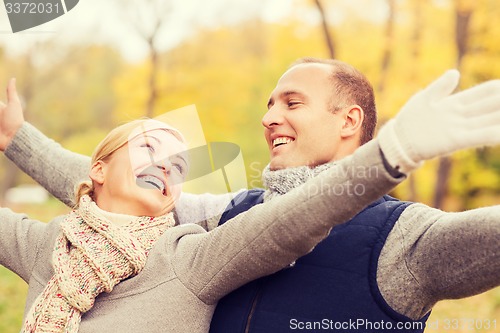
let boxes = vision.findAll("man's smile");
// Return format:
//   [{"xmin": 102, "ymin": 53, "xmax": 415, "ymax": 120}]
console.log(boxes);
[{"xmin": 272, "ymin": 137, "xmax": 294, "ymax": 148}]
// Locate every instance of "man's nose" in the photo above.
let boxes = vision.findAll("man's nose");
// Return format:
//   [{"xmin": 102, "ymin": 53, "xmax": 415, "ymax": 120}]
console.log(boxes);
[{"xmin": 262, "ymin": 105, "xmax": 284, "ymax": 129}]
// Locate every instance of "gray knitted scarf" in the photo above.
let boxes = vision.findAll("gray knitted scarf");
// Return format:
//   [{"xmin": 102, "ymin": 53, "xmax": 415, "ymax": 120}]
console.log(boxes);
[{"xmin": 262, "ymin": 162, "xmax": 335, "ymax": 202}]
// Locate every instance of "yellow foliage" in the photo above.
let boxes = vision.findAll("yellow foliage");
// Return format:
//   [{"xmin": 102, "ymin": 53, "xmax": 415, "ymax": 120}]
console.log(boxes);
[{"xmin": 2, "ymin": 0, "xmax": 500, "ymax": 330}]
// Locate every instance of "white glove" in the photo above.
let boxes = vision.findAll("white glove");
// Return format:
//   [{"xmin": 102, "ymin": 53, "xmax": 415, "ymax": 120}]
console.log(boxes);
[{"xmin": 378, "ymin": 70, "xmax": 500, "ymax": 174}]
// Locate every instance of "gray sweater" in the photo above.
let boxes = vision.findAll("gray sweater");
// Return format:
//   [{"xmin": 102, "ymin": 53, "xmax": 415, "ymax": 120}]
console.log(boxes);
[
  {"xmin": 1, "ymin": 126, "xmax": 403, "ymax": 332},
  {"xmin": 5, "ymin": 123, "xmax": 500, "ymax": 322}
]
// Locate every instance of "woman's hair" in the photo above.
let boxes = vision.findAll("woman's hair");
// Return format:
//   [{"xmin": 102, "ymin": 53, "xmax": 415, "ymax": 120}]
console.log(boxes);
[{"xmin": 74, "ymin": 119, "xmax": 184, "ymax": 207}]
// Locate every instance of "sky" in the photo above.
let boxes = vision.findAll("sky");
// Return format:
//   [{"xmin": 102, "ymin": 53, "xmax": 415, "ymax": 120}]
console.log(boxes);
[
  {"xmin": 0, "ymin": 0, "xmax": 297, "ymax": 62},
  {"xmin": 0, "ymin": 0, "xmax": 395, "ymax": 63}
]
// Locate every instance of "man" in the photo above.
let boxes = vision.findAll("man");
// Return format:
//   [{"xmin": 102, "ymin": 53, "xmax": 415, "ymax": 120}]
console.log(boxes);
[
  {"xmin": 210, "ymin": 59, "xmax": 500, "ymax": 332},
  {"xmin": 1, "ymin": 58, "xmax": 500, "ymax": 332}
]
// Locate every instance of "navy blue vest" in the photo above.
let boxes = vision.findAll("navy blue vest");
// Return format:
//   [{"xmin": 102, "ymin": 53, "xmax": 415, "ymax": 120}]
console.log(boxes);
[{"xmin": 210, "ymin": 189, "xmax": 430, "ymax": 332}]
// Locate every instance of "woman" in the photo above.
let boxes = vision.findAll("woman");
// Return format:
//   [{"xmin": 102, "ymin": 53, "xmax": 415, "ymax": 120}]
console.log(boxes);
[{"xmin": 0, "ymin": 117, "xmax": 399, "ymax": 333}]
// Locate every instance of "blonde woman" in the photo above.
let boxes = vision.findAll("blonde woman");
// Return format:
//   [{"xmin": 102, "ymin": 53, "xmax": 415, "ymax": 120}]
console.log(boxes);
[{"xmin": 0, "ymin": 111, "xmax": 406, "ymax": 333}]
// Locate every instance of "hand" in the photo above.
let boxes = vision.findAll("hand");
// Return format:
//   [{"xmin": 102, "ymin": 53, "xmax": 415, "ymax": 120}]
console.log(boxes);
[
  {"xmin": 378, "ymin": 70, "xmax": 500, "ymax": 174},
  {"xmin": 0, "ymin": 78, "xmax": 24, "ymax": 151}
]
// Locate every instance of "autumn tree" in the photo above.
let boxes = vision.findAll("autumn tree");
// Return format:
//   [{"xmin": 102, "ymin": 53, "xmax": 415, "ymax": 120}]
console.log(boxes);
[
  {"xmin": 377, "ymin": 0, "xmax": 396, "ymax": 93},
  {"xmin": 313, "ymin": 0, "xmax": 336, "ymax": 59},
  {"xmin": 118, "ymin": 0, "xmax": 174, "ymax": 118},
  {"xmin": 405, "ymin": 0, "xmax": 425, "ymax": 202},
  {"xmin": 433, "ymin": 0, "xmax": 475, "ymax": 209},
  {"xmin": 0, "ymin": 53, "xmax": 34, "ymax": 204}
]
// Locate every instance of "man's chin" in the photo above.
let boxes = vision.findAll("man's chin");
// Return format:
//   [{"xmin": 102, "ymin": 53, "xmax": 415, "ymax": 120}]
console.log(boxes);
[
  {"xmin": 269, "ymin": 158, "xmax": 295, "ymax": 171},
  {"xmin": 270, "ymin": 157, "xmax": 325, "ymax": 171}
]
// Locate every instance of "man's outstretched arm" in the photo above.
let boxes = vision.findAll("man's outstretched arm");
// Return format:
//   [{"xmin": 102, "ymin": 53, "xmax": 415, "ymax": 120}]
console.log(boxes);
[
  {"xmin": 375, "ymin": 73, "xmax": 500, "ymax": 319},
  {"xmin": 378, "ymin": 203, "xmax": 500, "ymax": 320}
]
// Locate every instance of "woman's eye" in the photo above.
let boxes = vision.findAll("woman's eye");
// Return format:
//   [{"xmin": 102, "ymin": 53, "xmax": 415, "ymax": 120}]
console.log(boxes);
[
  {"xmin": 141, "ymin": 143, "xmax": 155, "ymax": 153},
  {"xmin": 173, "ymin": 163, "xmax": 184, "ymax": 174}
]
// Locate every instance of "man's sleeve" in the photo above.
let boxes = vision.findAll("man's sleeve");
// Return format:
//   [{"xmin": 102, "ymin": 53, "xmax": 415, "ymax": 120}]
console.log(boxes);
[
  {"xmin": 378, "ymin": 203, "xmax": 500, "ymax": 320},
  {"xmin": 4, "ymin": 122, "xmax": 90, "ymax": 207}
]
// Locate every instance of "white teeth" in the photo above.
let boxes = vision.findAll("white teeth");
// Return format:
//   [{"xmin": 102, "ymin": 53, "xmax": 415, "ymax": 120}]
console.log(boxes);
[
  {"xmin": 138, "ymin": 175, "xmax": 165, "ymax": 194},
  {"xmin": 273, "ymin": 137, "xmax": 293, "ymax": 147}
]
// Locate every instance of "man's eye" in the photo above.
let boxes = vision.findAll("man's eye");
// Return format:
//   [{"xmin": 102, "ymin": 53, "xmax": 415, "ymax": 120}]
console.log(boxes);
[{"xmin": 288, "ymin": 101, "xmax": 301, "ymax": 108}]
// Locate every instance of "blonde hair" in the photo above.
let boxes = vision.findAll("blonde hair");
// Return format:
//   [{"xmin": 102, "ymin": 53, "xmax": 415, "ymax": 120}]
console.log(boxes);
[{"xmin": 74, "ymin": 119, "xmax": 184, "ymax": 207}]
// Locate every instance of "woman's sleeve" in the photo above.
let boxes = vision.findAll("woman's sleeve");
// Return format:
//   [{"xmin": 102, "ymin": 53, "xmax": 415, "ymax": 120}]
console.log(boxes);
[
  {"xmin": 4, "ymin": 122, "xmax": 90, "ymax": 207},
  {"xmin": 171, "ymin": 139, "xmax": 406, "ymax": 304},
  {"xmin": 0, "ymin": 207, "xmax": 47, "ymax": 282},
  {"xmin": 176, "ymin": 190, "xmax": 246, "ymax": 229}
]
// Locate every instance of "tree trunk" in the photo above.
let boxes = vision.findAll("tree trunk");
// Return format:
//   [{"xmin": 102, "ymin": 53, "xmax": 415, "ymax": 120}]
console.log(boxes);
[
  {"xmin": 433, "ymin": 1, "xmax": 473, "ymax": 209},
  {"xmin": 313, "ymin": 0, "xmax": 336, "ymax": 59},
  {"xmin": 120, "ymin": 0, "xmax": 170, "ymax": 118},
  {"xmin": 377, "ymin": 0, "xmax": 396, "ymax": 93},
  {"xmin": 406, "ymin": 0, "xmax": 423, "ymax": 202},
  {"xmin": 146, "ymin": 41, "xmax": 159, "ymax": 118},
  {"xmin": 0, "ymin": 54, "xmax": 34, "ymax": 204}
]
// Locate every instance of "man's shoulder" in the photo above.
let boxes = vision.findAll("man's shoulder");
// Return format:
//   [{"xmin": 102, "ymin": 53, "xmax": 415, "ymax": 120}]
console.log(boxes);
[
  {"xmin": 366, "ymin": 195, "xmax": 412, "ymax": 209},
  {"xmin": 345, "ymin": 195, "xmax": 414, "ymax": 229},
  {"xmin": 217, "ymin": 188, "xmax": 265, "ymax": 226}
]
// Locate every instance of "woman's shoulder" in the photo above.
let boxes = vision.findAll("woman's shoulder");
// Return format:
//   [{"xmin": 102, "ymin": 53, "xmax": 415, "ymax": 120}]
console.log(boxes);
[{"xmin": 176, "ymin": 190, "xmax": 247, "ymax": 225}]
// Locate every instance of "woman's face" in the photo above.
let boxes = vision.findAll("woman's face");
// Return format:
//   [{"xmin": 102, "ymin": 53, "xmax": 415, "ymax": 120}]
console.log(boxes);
[{"xmin": 93, "ymin": 124, "xmax": 188, "ymax": 217}]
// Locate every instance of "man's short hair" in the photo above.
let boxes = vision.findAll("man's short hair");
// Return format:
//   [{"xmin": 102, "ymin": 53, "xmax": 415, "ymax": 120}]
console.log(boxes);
[{"xmin": 291, "ymin": 58, "xmax": 377, "ymax": 145}]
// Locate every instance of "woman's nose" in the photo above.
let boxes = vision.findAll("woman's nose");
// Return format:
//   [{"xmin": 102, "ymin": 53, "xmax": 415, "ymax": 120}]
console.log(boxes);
[{"xmin": 155, "ymin": 158, "xmax": 172, "ymax": 174}]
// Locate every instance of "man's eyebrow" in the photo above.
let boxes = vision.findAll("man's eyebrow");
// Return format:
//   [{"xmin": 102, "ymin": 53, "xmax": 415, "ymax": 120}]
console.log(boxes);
[
  {"xmin": 282, "ymin": 90, "xmax": 305, "ymax": 98},
  {"xmin": 267, "ymin": 90, "xmax": 305, "ymax": 109}
]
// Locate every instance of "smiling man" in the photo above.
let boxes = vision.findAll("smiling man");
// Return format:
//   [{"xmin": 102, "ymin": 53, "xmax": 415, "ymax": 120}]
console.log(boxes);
[
  {"xmin": 2, "ymin": 58, "xmax": 500, "ymax": 332},
  {"xmin": 264, "ymin": 60, "xmax": 375, "ymax": 170},
  {"xmin": 209, "ymin": 58, "xmax": 500, "ymax": 332}
]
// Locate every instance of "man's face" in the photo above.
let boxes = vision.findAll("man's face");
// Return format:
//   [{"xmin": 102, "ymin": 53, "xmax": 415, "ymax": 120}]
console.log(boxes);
[{"xmin": 263, "ymin": 63, "xmax": 345, "ymax": 170}]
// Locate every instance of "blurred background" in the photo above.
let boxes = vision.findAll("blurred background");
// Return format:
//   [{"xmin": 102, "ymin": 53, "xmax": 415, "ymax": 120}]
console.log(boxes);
[{"xmin": 1, "ymin": 0, "xmax": 500, "ymax": 331}]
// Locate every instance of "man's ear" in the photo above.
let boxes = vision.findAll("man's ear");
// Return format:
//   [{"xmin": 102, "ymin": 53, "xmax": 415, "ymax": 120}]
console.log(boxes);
[
  {"xmin": 340, "ymin": 105, "xmax": 364, "ymax": 139},
  {"xmin": 89, "ymin": 161, "xmax": 105, "ymax": 185}
]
